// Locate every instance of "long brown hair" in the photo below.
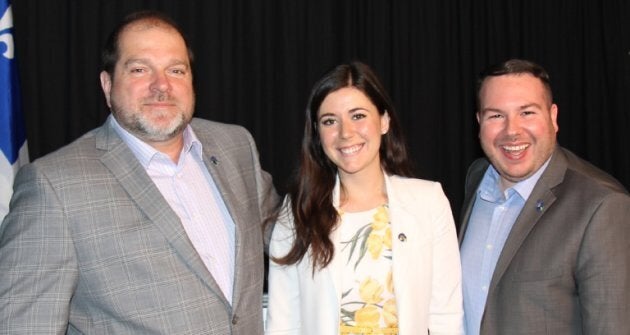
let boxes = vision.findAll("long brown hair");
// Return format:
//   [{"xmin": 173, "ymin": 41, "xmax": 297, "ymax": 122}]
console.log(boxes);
[{"xmin": 274, "ymin": 61, "xmax": 414, "ymax": 272}]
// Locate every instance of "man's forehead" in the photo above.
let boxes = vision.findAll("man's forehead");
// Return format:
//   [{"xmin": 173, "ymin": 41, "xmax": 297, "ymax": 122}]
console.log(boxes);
[
  {"xmin": 125, "ymin": 18, "xmax": 176, "ymax": 33},
  {"xmin": 117, "ymin": 22, "xmax": 184, "ymax": 49}
]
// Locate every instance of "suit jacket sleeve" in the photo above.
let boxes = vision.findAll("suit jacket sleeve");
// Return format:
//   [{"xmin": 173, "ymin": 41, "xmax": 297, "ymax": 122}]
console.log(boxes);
[
  {"xmin": 0, "ymin": 163, "xmax": 78, "ymax": 333},
  {"xmin": 578, "ymin": 192, "xmax": 630, "ymax": 333}
]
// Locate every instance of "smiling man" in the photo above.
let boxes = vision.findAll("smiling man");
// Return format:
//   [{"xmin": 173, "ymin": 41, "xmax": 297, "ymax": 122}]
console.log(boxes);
[
  {"xmin": 459, "ymin": 59, "xmax": 630, "ymax": 335},
  {"xmin": 0, "ymin": 11, "xmax": 278, "ymax": 334}
]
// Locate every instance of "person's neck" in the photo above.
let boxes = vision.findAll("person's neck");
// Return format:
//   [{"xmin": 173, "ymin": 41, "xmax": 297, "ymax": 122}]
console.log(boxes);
[{"xmin": 339, "ymin": 168, "xmax": 388, "ymax": 212}]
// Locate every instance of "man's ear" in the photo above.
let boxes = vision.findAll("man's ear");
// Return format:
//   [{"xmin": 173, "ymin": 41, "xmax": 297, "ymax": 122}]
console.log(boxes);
[
  {"xmin": 100, "ymin": 71, "xmax": 112, "ymax": 108},
  {"xmin": 550, "ymin": 103, "xmax": 559, "ymax": 134}
]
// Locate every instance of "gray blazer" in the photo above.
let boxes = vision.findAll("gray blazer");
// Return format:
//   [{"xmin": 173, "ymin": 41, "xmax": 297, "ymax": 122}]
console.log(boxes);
[
  {"xmin": 0, "ymin": 117, "xmax": 279, "ymax": 334},
  {"xmin": 458, "ymin": 146, "xmax": 630, "ymax": 334}
]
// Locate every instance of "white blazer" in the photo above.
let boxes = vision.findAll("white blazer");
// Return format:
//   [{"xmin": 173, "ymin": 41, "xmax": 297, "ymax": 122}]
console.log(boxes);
[{"xmin": 265, "ymin": 174, "xmax": 463, "ymax": 335}]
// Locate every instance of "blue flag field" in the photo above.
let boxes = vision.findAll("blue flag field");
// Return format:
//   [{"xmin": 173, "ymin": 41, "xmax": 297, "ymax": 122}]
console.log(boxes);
[{"xmin": 0, "ymin": 0, "xmax": 28, "ymax": 221}]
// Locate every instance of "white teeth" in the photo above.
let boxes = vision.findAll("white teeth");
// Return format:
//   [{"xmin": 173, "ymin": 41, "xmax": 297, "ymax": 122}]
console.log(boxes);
[
  {"xmin": 340, "ymin": 144, "xmax": 362, "ymax": 154},
  {"xmin": 502, "ymin": 144, "xmax": 528, "ymax": 152}
]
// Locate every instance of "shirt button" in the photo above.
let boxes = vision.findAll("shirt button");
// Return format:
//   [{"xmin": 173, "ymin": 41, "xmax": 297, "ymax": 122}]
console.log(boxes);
[
  {"xmin": 482, "ymin": 285, "xmax": 488, "ymax": 292},
  {"xmin": 486, "ymin": 244, "xmax": 493, "ymax": 250}
]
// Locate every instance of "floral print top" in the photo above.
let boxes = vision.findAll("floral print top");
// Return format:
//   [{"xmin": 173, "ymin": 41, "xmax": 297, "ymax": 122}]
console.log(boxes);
[{"xmin": 338, "ymin": 204, "xmax": 398, "ymax": 332}]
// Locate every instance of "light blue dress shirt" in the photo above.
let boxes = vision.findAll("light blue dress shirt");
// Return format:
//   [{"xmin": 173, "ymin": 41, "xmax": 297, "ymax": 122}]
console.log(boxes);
[
  {"xmin": 460, "ymin": 158, "xmax": 550, "ymax": 335},
  {"xmin": 110, "ymin": 116, "xmax": 236, "ymax": 303}
]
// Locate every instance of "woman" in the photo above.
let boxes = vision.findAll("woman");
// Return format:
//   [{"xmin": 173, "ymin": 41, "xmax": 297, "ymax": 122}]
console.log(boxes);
[{"xmin": 265, "ymin": 62, "xmax": 463, "ymax": 335}]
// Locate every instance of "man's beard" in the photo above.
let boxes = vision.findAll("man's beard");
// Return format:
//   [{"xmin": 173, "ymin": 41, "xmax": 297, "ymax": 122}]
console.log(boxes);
[{"xmin": 112, "ymin": 105, "xmax": 191, "ymax": 142}]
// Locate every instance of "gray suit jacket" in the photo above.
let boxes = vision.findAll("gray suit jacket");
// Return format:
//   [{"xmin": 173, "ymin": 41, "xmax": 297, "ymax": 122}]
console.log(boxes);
[
  {"xmin": 0, "ymin": 117, "xmax": 279, "ymax": 334},
  {"xmin": 459, "ymin": 146, "xmax": 630, "ymax": 335}
]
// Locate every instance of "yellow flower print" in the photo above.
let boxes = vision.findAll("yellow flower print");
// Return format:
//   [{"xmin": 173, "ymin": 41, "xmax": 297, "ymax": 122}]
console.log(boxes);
[
  {"xmin": 371, "ymin": 206, "xmax": 389, "ymax": 231},
  {"xmin": 386, "ymin": 270, "xmax": 394, "ymax": 294},
  {"xmin": 340, "ymin": 204, "xmax": 391, "ymax": 268},
  {"xmin": 354, "ymin": 304, "xmax": 380, "ymax": 327},
  {"xmin": 359, "ymin": 277, "xmax": 383, "ymax": 304},
  {"xmin": 366, "ymin": 232, "xmax": 384, "ymax": 259},
  {"xmin": 383, "ymin": 298, "xmax": 398, "ymax": 327},
  {"xmin": 383, "ymin": 226, "xmax": 392, "ymax": 249}
]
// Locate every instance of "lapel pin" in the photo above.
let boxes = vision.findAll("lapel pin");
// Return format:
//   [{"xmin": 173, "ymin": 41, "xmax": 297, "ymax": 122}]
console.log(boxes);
[
  {"xmin": 398, "ymin": 233, "xmax": 407, "ymax": 242},
  {"xmin": 535, "ymin": 200, "xmax": 544, "ymax": 213},
  {"xmin": 210, "ymin": 156, "xmax": 219, "ymax": 165}
]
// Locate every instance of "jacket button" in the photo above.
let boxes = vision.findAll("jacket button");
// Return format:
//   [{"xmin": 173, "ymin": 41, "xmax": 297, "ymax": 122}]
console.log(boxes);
[
  {"xmin": 232, "ymin": 315, "xmax": 238, "ymax": 325},
  {"xmin": 398, "ymin": 233, "xmax": 407, "ymax": 242}
]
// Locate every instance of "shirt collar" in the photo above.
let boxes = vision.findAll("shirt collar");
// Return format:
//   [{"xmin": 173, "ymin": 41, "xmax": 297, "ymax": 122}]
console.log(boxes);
[
  {"xmin": 479, "ymin": 156, "xmax": 552, "ymax": 202},
  {"xmin": 109, "ymin": 115, "xmax": 202, "ymax": 168}
]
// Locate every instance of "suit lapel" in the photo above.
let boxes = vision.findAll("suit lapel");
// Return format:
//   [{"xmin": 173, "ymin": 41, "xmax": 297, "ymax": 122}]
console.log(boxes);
[
  {"xmin": 96, "ymin": 118, "xmax": 228, "ymax": 304},
  {"xmin": 459, "ymin": 159, "xmax": 490, "ymax": 244},
  {"xmin": 193, "ymin": 122, "xmax": 251, "ymax": 310},
  {"xmin": 488, "ymin": 147, "xmax": 566, "ymax": 290}
]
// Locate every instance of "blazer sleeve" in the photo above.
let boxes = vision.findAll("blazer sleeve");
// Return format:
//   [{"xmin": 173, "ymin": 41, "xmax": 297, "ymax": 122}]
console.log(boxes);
[
  {"xmin": 265, "ymin": 199, "xmax": 302, "ymax": 335},
  {"xmin": 0, "ymin": 163, "xmax": 78, "ymax": 333},
  {"xmin": 428, "ymin": 183, "xmax": 464, "ymax": 335},
  {"xmin": 577, "ymin": 191, "xmax": 630, "ymax": 332}
]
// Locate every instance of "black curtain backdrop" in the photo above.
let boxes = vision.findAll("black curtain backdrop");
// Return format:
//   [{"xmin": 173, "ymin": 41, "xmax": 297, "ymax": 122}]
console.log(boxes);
[{"xmin": 11, "ymin": 0, "xmax": 630, "ymax": 224}]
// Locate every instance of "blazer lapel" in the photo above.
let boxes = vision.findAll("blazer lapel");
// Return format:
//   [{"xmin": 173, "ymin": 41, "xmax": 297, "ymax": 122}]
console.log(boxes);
[
  {"xmin": 96, "ymin": 118, "xmax": 228, "ymax": 304},
  {"xmin": 194, "ymin": 125, "xmax": 255, "ymax": 311},
  {"xmin": 488, "ymin": 147, "xmax": 566, "ymax": 290},
  {"xmin": 384, "ymin": 175, "xmax": 418, "ymax": 298},
  {"xmin": 459, "ymin": 159, "xmax": 490, "ymax": 244},
  {"xmin": 328, "ymin": 176, "xmax": 345, "ymax": 302}
]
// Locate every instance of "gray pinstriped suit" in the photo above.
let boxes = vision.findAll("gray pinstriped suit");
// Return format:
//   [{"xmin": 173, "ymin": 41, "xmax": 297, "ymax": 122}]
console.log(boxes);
[{"xmin": 0, "ymin": 116, "xmax": 278, "ymax": 334}]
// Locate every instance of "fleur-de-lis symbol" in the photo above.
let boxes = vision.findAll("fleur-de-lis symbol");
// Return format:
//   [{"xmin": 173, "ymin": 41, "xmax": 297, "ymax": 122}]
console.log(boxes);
[{"xmin": 0, "ymin": 5, "xmax": 15, "ymax": 59}]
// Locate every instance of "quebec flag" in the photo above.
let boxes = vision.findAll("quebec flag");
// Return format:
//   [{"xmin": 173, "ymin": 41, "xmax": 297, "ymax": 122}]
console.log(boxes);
[{"xmin": 0, "ymin": 0, "xmax": 28, "ymax": 222}]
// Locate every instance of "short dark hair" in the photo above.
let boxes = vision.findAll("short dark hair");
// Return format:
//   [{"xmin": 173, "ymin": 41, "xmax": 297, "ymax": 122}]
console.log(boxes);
[
  {"xmin": 477, "ymin": 59, "xmax": 553, "ymax": 109},
  {"xmin": 101, "ymin": 10, "xmax": 194, "ymax": 76}
]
